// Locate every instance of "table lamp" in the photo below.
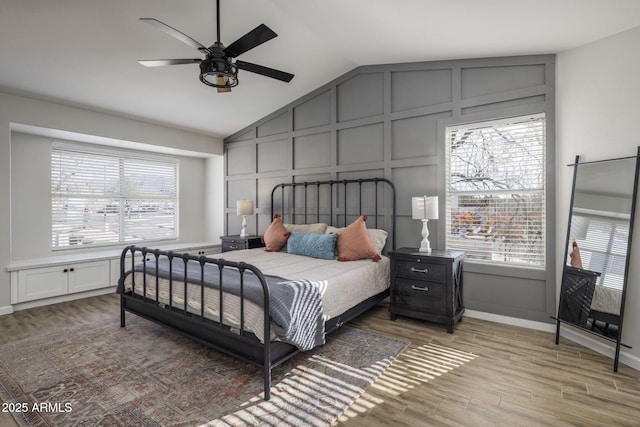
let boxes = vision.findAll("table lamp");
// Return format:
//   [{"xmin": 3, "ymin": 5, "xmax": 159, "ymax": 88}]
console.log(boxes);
[
  {"xmin": 236, "ymin": 200, "xmax": 254, "ymax": 238},
  {"xmin": 412, "ymin": 195, "xmax": 439, "ymax": 253}
]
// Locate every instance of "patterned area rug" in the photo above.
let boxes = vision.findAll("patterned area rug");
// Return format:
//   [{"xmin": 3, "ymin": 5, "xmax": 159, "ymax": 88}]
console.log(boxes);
[{"xmin": 0, "ymin": 314, "xmax": 408, "ymax": 426}]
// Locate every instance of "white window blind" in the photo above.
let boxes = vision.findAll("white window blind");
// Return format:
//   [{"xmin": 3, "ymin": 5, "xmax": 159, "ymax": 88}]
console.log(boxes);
[
  {"xmin": 571, "ymin": 216, "xmax": 628, "ymax": 290},
  {"xmin": 51, "ymin": 145, "xmax": 178, "ymax": 249},
  {"xmin": 445, "ymin": 114, "xmax": 546, "ymax": 267}
]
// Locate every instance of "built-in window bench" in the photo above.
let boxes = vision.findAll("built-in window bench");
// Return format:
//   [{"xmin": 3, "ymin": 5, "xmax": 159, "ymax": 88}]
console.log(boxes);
[{"xmin": 6, "ymin": 242, "xmax": 220, "ymax": 310}]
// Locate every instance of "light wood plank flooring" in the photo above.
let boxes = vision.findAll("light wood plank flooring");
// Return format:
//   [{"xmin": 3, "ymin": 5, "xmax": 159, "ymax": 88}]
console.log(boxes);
[
  {"xmin": 339, "ymin": 304, "xmax": 640, "ymax": 426},
  {"xmin": 1, "ymin": 294, "xmax": 639, "ymax": 426}
]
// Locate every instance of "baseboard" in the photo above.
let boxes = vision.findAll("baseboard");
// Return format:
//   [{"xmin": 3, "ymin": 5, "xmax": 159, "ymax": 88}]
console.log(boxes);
[
  {"xmin": 11, "ymin": 287, "xmax": 116, "ymax": 312},
  {"xmin": 464, "ymin": 309, "xmax": 556, "ymax": 333},
  {"xmin": 0, "ymin": 305, "xmax": 14, "ymax": 316},
  {"xmin": 464, "ymin": 310, "xmax": 640, "ymax": 371},
  {"xmin": 559, "ymin": 327, "xmax": 640, "ymax": 371}
]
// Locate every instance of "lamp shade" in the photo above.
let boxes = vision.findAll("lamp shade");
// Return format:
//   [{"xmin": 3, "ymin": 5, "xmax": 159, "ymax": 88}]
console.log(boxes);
[
  {"xmin": 570, "ymin": 215, "xmax": 589, "ymax": 240},
  {"xmin": 236, "ymin": 200, "xmax": 254, "ymax": 216},
  {"xmin": 412, "ymin": 196, "xmax": 438, "ymax": 220}
]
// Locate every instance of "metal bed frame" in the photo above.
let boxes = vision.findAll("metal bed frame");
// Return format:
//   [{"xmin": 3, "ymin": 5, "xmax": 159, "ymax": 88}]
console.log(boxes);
[{"xmin": 119, "ymin": 178, "xmax": 396, "ymax": 400}]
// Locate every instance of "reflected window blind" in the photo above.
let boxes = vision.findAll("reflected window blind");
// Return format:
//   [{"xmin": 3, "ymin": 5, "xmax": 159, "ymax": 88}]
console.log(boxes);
[
  {"xmin": 51, "ymin": 144, "xmax": 178, "ymax": 249},
  {"xmin": 572, "ymin": 217, "xmax": 629, "ymax": 290},
  {"xmin": 445, "ymin": 114, "xmax": 546, "ymax": 267}
]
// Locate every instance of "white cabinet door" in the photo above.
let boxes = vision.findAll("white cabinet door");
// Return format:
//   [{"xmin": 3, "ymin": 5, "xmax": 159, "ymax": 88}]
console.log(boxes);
[
  {"xmin": 67, "ymin": 260, "xmax": 110, "ymax": 293},
  {"xmin": 17, "ymin": 266, "xmax": 68, "ymax": 302}
]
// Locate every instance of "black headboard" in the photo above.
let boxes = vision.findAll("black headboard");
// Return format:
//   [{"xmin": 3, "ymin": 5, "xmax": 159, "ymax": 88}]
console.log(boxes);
[{"xmin": 270, "ymin": 178, "xmax": 396, "ymax": 251}]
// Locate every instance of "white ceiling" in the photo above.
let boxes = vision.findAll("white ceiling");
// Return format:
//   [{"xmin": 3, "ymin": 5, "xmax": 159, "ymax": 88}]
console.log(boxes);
[{"xmin": 1, "ymin": 0, "xmax": 640, "ymax": 139}]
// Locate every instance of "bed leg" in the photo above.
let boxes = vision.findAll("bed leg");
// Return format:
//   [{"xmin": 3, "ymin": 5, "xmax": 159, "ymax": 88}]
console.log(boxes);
[
  {"xmin": 264, "ymin": 367, "xmax": 271, "ymax": 401},
  {"xmin": 120, "ymin": 298, "xmax": 126, "ymax": 328}
]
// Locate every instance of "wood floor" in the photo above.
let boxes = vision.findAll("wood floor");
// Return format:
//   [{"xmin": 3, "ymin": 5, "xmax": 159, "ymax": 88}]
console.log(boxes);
[
  {"xmin": 339, "ymin": 305, "xmax": 640, "ymax": 427},
  {"xmin": 1, "ymin": 294, "xmax": 639, "ymax": 426}
]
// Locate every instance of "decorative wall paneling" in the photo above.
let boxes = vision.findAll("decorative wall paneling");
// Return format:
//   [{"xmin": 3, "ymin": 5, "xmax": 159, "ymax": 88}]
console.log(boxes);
[{"xmin": 225, "ymin": 55, "xmax": 556, "ymax": 322}]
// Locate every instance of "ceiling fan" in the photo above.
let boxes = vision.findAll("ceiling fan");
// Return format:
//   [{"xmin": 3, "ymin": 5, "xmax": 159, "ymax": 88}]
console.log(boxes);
[{"xmin": 138, "ymin": 0, "xmax": 294, "ymax": 93}]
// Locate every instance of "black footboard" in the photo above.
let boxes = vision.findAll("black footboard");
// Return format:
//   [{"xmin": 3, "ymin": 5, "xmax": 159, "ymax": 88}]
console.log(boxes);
[{"xmin": 118, "ymin": 245, "xmax": 298, "ymax": 400}]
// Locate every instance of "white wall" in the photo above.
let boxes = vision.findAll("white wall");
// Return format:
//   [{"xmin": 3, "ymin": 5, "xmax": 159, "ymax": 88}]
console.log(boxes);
[
  {"xmin": 0, "ymin": 91, "xmax": 225, "ymax": 312},
  {"xmin": 205, "ymin": 155, "xmax": 225, "ymax": 243},
  {"xmin": 557, "ymin": 25, "xmax": 640, "ymax": 368}
]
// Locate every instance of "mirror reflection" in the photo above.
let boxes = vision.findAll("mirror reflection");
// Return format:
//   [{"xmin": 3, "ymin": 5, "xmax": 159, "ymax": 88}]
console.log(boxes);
[{"xmin": 561, "ymin": 157, "xmax": 636, "ymax": 338}]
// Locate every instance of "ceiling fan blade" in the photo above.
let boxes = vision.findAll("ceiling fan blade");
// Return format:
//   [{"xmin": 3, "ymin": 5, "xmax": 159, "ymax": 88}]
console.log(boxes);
[
  {"xmin": 140, "ymin": 18, "xmax": 208, "ymax": 52},
  {"xmin": 224, "ymin": 24, "xmax": 277, "ymax": 58},
  {"xmin": 236, "ymin": 60, "xmax": 294, "ymax": 82},
  {"xmin": 138, "ymin": 59, "xmax": 202, "ymax": 67}
]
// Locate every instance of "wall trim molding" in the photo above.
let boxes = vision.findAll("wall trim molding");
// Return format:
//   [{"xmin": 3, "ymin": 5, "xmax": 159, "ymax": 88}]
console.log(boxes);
[
  {"xmin": 10, "ymin": 287, "xmax": 116, "ymax": 312},
  {"xmin": 224, "ymin": 55, "xmax": 557, "ymax": 324},
  {"xmin": 465, "ymin": 309, "xmax": 640, "ymax": 371},
  {"xmin": 465, "ymin": 309, "xmax": 556, "ymax": 332},
  {"xmin": 0, "ymin": 305, "xmax": 14, "ymax": 316}
]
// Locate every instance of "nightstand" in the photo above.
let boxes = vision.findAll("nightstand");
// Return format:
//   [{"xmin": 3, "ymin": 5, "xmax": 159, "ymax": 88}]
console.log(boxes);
[
  {"xmin": 220, "ymin": 235, "xmax": 265, "ymax": 252},
  {"xmin": 389, "ymin": 248, "xmax": 464, "ymax": 333}
]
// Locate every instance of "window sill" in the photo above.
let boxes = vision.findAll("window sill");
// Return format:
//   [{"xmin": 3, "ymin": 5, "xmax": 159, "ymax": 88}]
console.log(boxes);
[{"xmin": 6, "ymin": 242, "xmax": 219, "ymax": 271}]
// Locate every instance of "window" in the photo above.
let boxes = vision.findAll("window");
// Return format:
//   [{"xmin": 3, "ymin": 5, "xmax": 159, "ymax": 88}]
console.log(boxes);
[
  {"xmin": 445, "ymin": 114, "xmax": 546, "ymax": 267},
  {"xmin": 51, "ymin": 144, "xmax": 178, "ymax": 249}
]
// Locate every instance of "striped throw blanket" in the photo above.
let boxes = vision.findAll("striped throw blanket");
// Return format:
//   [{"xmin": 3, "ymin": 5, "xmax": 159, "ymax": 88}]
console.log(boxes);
[{"xmin": 271, "ymin": 279, "xmax": 325, "ymax": 350}]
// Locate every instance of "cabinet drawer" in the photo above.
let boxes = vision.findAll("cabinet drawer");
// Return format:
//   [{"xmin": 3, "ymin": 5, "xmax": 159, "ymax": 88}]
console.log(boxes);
[
  {"xmin": 393, "ymin": 278, "xmax": 446, "ymax": 315},
  {"xmin": 394, "ymin": 259, "xmax": 446, "ymax": 282}
]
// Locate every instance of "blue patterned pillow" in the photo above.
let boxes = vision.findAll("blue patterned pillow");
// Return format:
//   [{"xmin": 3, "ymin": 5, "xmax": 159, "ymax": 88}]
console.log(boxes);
[{"xmin": 287, "ymin": 232, "xmax": 337, "ymax": 260}]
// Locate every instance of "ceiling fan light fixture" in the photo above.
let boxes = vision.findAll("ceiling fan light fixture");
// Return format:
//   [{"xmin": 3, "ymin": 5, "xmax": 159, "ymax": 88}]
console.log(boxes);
[{"xmin": 199, "ymin": 58, "xmax": 238, "ymax": 89}]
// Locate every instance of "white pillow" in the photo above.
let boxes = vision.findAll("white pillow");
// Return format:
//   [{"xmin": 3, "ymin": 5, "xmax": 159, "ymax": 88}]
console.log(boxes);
[
  {"xmin": 325, "ymin": 225, "xmax": 388, "ymax": 254},
  {"xmin": 284, "ymin": 223, "xmax": 328, "ymax": 234}
]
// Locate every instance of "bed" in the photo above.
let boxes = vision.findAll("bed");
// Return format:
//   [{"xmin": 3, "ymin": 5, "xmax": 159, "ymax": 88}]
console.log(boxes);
[
  {"xmin": 590, "ymin": 285, "xmax": 622, "ymax": 335},
  {"xmin": 118, "ymin": 178, "xmax": 396, "ymax": 400}
]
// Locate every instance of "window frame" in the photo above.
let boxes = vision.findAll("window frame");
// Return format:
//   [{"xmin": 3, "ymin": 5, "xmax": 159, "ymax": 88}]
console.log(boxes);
[
  {"xmin": 444, "ymin": 113, "xmax": 546, "ymax": 268},
  {"xmin": 51, "ymin": 142, "xmax": 179, "ymax": 250}
]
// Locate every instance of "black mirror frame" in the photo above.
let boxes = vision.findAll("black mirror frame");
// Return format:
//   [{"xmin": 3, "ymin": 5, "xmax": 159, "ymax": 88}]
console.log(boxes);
[{"xmin": 555, "ymin": 147, "xmax": 640, "ymax": 372}]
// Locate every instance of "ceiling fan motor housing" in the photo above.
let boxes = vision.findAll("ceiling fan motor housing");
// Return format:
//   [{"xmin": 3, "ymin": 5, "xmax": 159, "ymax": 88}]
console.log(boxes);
[{"xmin": 199, "ymin": 57, "xmax": 239, "ymax": 88}]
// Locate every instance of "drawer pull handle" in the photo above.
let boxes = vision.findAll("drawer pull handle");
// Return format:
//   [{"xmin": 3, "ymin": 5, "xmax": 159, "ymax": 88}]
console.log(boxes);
[
  {"xmin": 411, "ymin": 267, "xmax": 429, "ymax": 274},
  {"xmin": 411, "ymin": 285, "xmax": 429, "ymax": 292}
]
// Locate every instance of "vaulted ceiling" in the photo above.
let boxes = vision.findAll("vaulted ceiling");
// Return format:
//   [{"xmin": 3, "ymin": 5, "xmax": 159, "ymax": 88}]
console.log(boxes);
[{"xmin": 1, "ymin": 0, "xmax": 639, "ymax": 138}]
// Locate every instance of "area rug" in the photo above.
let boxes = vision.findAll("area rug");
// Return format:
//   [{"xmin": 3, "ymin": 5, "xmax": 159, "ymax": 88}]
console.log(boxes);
[{"xmin": 0, "ymin": 315, "xmax": 408, "ymax": 426}]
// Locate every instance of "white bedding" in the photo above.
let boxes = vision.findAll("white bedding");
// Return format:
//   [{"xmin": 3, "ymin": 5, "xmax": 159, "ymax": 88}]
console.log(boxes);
[
  {"xmin": 122, "ymin": 248, "xmax": 389, "ymax": 344},
  {"xmin": 591, "ymin": 285, "xmax": 621, "ymax": 315},
  {"xmin": 220, "ymin": 248, "xmax": 390, "ymax": 319}
]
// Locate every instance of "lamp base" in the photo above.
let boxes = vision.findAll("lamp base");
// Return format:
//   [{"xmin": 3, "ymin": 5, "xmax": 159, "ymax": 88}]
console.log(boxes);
[
  {"xmin": 239, "ymin": 215, "xmax": 248, "ymax": 238},
  {"xmin": 418, "ymin": 245, "xmax": 432, "ymax": 253},
  {"xmin": 418, "ymin": 219, "xmax": 432, "ymax": 253}
]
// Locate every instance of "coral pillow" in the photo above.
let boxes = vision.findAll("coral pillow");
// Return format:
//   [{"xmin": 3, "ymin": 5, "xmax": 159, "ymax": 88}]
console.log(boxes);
[
  {"xmin": 262, "ymin": 215, "xmax": 291, "ymax": 252},
  {"xmin": 336, "ymin": 215, "xmax": 381, "ymax": 262},
  {"xmin": 570, "ymin": 241, "xmax": 583, "ymax": 269}
]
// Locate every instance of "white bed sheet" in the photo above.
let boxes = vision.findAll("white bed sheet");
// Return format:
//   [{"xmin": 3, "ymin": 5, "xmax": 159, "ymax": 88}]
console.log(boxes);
[
  {"xmin": 219, "ymin": 248, "xmax": 390, "ymax": 319},
  {"xmin": 122, "ymin": 248, "xmax": 390, "ymax": 344},
  {"xmin": 591, "ymin": 285, "xmax": 621, "ymax": 315}
]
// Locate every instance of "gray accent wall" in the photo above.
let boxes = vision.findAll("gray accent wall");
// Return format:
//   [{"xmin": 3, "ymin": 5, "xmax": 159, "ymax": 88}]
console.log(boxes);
[{"xmin": 224, "ymin": 55, "xmax": 556, "ymax": 323}]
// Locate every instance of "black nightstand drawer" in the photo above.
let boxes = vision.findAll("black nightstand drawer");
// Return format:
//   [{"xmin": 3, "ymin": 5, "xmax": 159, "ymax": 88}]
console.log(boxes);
[
  {"xmin": 394, "ymin": 259, "xmax": 446, "ymax": 282},
  {"xmin": 220, "ymin": 235, "xmax": 264, "ymax": 252},
  {"xmin": 394, "ymin": 278, "xmax": 446, "ymax": 315},
  {"xmin": 222, "ymin": 241, "xmax": 244, "ymax": 252}
]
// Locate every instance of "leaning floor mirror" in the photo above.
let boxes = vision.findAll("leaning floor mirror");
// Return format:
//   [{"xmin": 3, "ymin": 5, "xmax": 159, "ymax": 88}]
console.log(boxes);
[{"xmin": 555, "ymin": 148, "xmax": 640, "ymax": 371}]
